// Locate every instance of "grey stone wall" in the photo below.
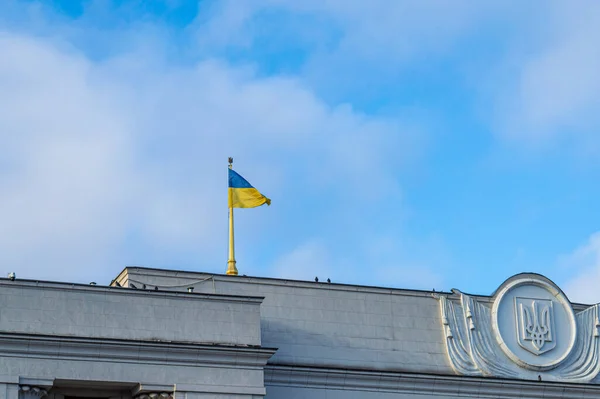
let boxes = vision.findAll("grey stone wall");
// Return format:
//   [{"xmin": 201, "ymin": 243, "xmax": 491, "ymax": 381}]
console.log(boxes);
[
  {"xmin": 0, "ymin": 357, "xmax": 265, "ymax": 396},
  {"xmin": 119, "ymin": 268, "xmax": 600, "ymax": 399},
  {"xmin": 0, "ymin": 278, "xmax": 273, "ymax": 398},
  {"xmin": 0, "ymin": 384, "xmax": 19, "ymax": 399},
  {"xmin": 121, "ymin": 268, "xmax": 448, "ymax": 375},
  {"xmin": 0, "ymin": 279, "xmax": 262, "ymax": 346}
]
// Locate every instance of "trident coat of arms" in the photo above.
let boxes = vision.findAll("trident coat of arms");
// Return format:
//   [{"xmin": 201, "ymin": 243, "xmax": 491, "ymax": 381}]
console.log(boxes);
[
  {"xmin": 438, "ymin": 273, "xmax": 596, "ymax": 381},
  {"xmin": 515, "ymin": 297, "xmax": 556, "ymax": 355}
]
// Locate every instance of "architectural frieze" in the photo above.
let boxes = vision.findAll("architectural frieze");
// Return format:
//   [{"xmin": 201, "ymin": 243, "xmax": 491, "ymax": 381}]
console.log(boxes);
[
  {"xmin": 18, "ymin": 386, "xmax": 47, "ymax": 398},
  {"xmin": 135, "ymin": 393, "xmax": 173, "ymax": 399},
  {"xmin": 438, "ymin": 273, "xmax": 600, "ymax": 383}
]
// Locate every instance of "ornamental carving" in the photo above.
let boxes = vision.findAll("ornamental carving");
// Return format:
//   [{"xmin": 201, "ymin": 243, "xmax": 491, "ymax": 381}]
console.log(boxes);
[
  {"xmin": 135, "ymin": 393, "xmax": 173, "ymax": 399},
  {"xmin": 516, "ymin": 298, "xmax": 555, "ymax": 355},
  {"xmin": 438, "ymin": 273, "xmax": 600, "ymax": 382},
  {"xmin": 19, "ymin": 386, "xmax": 48, "ymax": 398}
]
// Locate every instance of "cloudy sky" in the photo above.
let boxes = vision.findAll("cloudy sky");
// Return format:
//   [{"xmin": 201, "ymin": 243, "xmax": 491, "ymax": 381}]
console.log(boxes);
[{"xmin": 1, "ymin": 0, "xmax": 600, "ymax": 303}]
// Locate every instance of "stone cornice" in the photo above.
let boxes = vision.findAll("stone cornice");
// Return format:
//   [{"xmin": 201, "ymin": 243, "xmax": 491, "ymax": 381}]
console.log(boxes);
[
  {"xmin": 0, "ymin": 333, "xmax": 276, "ymax": 368},
  {"xmin": 0, "ymin": 279, "xmax": 265, "ymax": 304},
  {"xmin": 123, "ymin": 267, "xmax": 447, "ymax": 299},
  {"xmin": 121, "ymin": 267, "xmax": 595, "ymax": 309},
  {"xmin": 265, "ymin": 365, "xmax": 600, "ymax": 399}
]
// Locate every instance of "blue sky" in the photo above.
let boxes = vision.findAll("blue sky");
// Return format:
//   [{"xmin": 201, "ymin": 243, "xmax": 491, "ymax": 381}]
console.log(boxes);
[{"xmin": 2, "ymin": 0, "xmax": 600, "ymax": 302}]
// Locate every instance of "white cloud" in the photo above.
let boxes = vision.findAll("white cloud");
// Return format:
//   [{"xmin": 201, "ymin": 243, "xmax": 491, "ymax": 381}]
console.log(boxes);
[
  {"xmin": 270, "ymin": 241, "xmax": 333, "ymax": 282},
  {"xmin": 269, "ymin": 233, "xmax": 447, "ymax": 291},
  {"xmin": 178, "ymin": 0, "xmax": 600, "ymax": 152},
  {"xmin": 359, "ymin": 233, "xmax": 447, "ymax": 291},
  {"xmin": 560, "ymin": 232, "xmax": 600, "ymax": 304},
  {"xmin": 193, "ymin": 0, "xmax": 505, "ymax": 95},
  {"xmin": 0, "ymin": 33, "xmax": 135, "ymax": 282},
  {"xmin": 489, "ymin": 2, "xmax": 600, "ymax": 149},
  {"xmin": 196, "ymin": 0, "xmax": 498, "ymax": 56},
  {"xmin": 0, "ymin": 19, "xmax": 416, "ymax": 283}
]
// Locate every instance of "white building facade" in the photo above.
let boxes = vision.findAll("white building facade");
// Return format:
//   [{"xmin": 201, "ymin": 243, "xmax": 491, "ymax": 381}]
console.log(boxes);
[{"xmin": 0, "ymin": 267, "xmax": 599, "ymax": 398}]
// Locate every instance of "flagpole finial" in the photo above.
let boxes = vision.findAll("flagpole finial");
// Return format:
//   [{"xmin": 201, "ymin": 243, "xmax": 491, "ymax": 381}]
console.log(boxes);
[{"xmin": 228, "ymin": 157, "xmax": 233, "ymax": 169}]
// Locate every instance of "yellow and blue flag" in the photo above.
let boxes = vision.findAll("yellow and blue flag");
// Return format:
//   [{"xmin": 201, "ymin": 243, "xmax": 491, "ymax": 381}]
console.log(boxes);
[{"xmin": 228, "ymin": 169, "xmax": 271, "ymax": 208}]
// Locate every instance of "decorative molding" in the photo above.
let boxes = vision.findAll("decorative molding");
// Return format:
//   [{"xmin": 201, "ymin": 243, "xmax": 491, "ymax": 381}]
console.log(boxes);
[
  {"xmin": 265, "ymin": 364, "xmax": 599, "ymax": 399},
  {"xmin": 18, "ymin": 378, "xmax": 53, "ymax": 389},
  {"xmin": 133, "ymin": 384, "xmax": 174, "ymax": 396},
  {"xmin": 439, "ymin": 273, "xmax": 600, "ymax": 383},
  {"xmin": 0, "ymin": 333, "xmax": 276, "ymax": 369},
  {"xmin": 19, "ymin": 385, "xmax": 48, "ymax": 397},
  {"xmin": 135, "ymin": 393, "xmax": 172, "ymax": 399}
]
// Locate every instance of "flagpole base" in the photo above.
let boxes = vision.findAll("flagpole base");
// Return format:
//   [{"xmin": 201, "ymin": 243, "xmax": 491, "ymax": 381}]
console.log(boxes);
[{"xmin": 226, "ymin": 260, "xmax": 238, "ymax": 276}]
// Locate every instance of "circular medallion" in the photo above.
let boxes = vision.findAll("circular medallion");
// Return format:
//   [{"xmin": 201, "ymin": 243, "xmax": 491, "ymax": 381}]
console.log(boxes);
[{"xmin": 491, "ymin": 275, "xmax": 576, "ymax": 370}]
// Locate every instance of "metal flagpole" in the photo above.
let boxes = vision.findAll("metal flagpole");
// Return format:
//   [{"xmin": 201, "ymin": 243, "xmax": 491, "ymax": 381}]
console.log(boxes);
[{"xmin": 226, "ymin": 157, "xmax": 238, "ymax": 275}]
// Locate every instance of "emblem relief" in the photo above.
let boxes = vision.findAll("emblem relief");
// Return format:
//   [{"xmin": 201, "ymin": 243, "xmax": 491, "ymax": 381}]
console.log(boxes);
[
  {"xmin": 515, "ymin": 297, "xmax": 556, "ymax": 355},
  {"xmin": 439, "ymin": 274, "xmax": 596, "ymax": 381}
]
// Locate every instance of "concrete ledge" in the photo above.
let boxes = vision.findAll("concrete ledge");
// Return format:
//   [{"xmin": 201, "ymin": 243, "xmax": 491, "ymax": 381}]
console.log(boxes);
[
  {"xmin": 0, "ymin": 333, "xmax": 277, "ymax": 368},
  {"xmin": 265, "ymin": 365, "xmax": 600, "ymax": 399}
]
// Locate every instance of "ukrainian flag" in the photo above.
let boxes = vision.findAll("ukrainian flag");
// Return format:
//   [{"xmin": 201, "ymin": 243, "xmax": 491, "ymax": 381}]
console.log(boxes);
[{"xmin": 228, "ymin": 168, "xmax": 271, "ymax": 208}]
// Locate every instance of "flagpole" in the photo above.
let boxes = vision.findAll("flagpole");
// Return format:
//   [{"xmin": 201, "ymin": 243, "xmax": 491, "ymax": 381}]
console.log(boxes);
[{"xmin": 226, "ymin": 157, "xmax": 238, "ymax": 276}]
